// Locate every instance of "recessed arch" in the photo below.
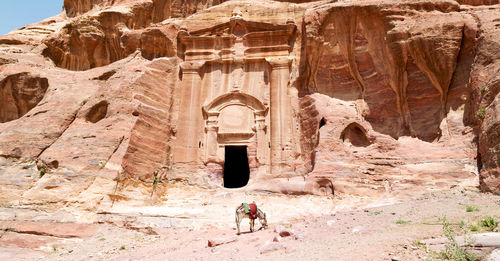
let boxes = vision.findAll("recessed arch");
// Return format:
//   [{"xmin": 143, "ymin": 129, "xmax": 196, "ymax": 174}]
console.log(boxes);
[{"xmin": 202, "ymin": 91, "xmax": 268, "ymax": 118}]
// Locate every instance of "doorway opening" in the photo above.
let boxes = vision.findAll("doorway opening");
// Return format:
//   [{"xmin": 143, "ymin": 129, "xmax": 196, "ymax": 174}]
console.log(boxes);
[{"xmin": 223, "ymin": 146, "xmax": 250, "ymax": 188}]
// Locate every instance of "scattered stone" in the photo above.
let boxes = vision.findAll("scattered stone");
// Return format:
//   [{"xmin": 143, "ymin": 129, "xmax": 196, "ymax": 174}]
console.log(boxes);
[
  {"xmin": 327, "ymin": 220, "xmax": 336, "ymax": 227},
  {"xmin": 260, "ymin": 241, "xmax": 283, "ymax": 254},
  {"xmin": 279, "ymin": 230, "xmax": 293, "ymax": 237},
  {"xmin": 207, "ymin": 236, "xmax": 237, "ymax": 247},
  {"xmin": 274, "ymin": 226, "xmax": 293, "ymax": 237},
  {"xmin": 488, "ymin": 248, "xmax": 500, "ymax": 261},
  {"xmin": 351, "ymin": 226, "xmax": 363, "ymax": 234},
  {"xmin": 294, "ymin": 234, "xmax": 304, "ymax": 241}
]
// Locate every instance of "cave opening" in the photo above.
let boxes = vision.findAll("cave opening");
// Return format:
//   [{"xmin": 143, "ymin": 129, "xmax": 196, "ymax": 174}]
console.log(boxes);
[
  {"xmin": 341, "ymin": 123, "xmax": 371, "ymax": 147},
  {"xmin": 223, "ymin": 146, "xmax": 250, "ymax": 188}
]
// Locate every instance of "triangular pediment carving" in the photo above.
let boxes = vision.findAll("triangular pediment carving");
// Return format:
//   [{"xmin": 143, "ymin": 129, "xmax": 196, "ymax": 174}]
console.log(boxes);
[
  {"xmin": 188, "ymin": 19, "xmax": 295, "ymax": 37},
  {"xmin": 179, "ymin": 9, "xmax": 295, "ymax": 39}
]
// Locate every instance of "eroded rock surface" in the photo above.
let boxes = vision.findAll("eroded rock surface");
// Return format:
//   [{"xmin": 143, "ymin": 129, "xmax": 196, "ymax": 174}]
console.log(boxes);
[
  {"xmin": 0, "ymin": 0, "xmax": 499, "ymax": 212},
  {"xmin": 0, "ymin": 72, "xmax": 48, "ymax": 123}
]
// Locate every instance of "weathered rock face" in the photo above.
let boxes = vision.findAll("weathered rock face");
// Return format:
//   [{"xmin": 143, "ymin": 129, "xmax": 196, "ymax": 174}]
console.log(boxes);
[
  {"xmin": 303, "ymin": 0, "xmax": 468, "ymax": 141},
  {"xmin": 0, "ymin": 73, "xmax": 49, "ymax": 123},
  {"xmin": 63, "ymin": 0, "xmax": 227, "ymax": 18},
  {"xmin": 43, "ymin": 3, "xmax": 179, "ymax": 71},
  {"xmin": 469, "ymin": 6, "xmax": 500, "ymax": 194},
  {"xmin": 479, "ymin": 92, "xmax": 500, "ymax": 193},
  {"xmin": 456, "ymin": 0, "xmax": 499, "ymax": 5},
  {"xmin": 0, "ymin": 0, "xmax": 499, "ymax": 208}
]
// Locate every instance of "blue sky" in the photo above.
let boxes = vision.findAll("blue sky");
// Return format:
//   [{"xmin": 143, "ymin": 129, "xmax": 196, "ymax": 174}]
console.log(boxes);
[{"xmin": 0, "ymin": 0, "xmax": 63, "ymax": 35}]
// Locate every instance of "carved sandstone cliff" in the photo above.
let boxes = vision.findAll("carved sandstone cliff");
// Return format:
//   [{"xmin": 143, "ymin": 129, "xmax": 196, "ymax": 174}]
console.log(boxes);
[{"xmin": 0, "ymin": 0, "xmax": 499, "ymax": 210}]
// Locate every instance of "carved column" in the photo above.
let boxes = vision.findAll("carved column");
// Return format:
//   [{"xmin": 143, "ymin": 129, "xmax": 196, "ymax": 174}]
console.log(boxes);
[
  {"xmin": 174, "ymin": 61, "xmax": 205, "ymax": 163},
  {"xmin": 266, "ymin": 57, "xmax": 291, "ymax": 174},
  {"xmin": 254, "ymin": 110, "xmax": 268, "ymax": 165},
  {"xmin": 205, "ymin": 112, "xmax": 219, "ymax": 162}
]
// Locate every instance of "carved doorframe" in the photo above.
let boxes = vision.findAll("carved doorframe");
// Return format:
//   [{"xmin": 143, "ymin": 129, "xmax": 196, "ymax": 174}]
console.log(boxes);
[{"xmin": 202, "ymin": 91, "xmax": 268, "ymax": 166}]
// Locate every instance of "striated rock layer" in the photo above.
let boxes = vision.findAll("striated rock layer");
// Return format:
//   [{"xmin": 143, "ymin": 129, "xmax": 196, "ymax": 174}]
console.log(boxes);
[{"xmin": 0, "ymin": 0, "xmax": 499, "ymax": 210}]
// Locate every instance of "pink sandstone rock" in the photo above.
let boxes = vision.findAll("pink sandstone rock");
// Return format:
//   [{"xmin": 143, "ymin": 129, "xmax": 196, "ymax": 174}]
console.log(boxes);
[
  {"xmin": 0, "ymin": 221, "xmax": 98, "ymax": 238},
  {"xmin": 0, "ymin": 0, "xmax": 498, "ymax": 209}
]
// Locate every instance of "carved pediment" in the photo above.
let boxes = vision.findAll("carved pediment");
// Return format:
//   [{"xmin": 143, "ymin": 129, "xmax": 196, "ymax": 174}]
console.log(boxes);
[
  {"xmin": 185, "ymin": 18, "xmax": 295, "ymax": 38},
  {"xmin": 178, "ymin": 10, "xmax": 296, "ymax": 61}
]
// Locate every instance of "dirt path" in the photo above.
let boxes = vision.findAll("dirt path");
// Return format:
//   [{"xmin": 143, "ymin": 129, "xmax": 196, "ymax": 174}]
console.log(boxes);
[{"xmin": 1, "ymin": 188, "xmax": 499, "ymax": 260}]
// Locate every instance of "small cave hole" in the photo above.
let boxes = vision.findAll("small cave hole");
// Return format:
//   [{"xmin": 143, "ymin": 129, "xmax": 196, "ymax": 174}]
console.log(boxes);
[
  {"xmin": 319, "ymin": 117, "xmax": 326, "ymax": 129},
  {"xmin": 340, "ymin": 123, "xmax": 371, "ymax": 147},
  {"xmin": 86, "ymin": 101, "xmax": 109, "ymax": 123},
  {"xmin": 93, "ymin": 70, "xmax": 116, "ymax": 81},
  {"xmin": 48, "ymin": 160, "xmax": 59, "ymax": 169}
]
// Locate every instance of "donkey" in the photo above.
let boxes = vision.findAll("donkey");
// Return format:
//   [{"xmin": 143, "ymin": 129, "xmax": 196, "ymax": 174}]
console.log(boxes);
[{"xmin": 235, "ymin": 204, "xmax": 268, "ymax": 235}]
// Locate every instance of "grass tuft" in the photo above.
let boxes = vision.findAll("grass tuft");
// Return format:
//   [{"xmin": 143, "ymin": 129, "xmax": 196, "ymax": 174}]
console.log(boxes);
[
  {"xmin": 470, "ymin": 225, "xmax": 478, "ymax": 232},
  {"xmin": 465, "ymin": 205, "xmax": 479, "ymax": 212},
  {"xmin": 369, "ymin": 211, "xmax": 383, "ymax": 216}
]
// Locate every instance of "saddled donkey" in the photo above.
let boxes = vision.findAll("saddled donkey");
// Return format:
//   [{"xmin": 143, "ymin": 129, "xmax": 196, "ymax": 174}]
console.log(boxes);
[{"xmin": 235, "ymin": 203, "xmax": 268, "ymax": 235}]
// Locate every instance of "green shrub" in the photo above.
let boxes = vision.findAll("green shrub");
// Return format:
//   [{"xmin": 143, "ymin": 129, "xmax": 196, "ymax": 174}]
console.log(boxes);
[
  {"xmin": 479, "ymin": 216, "xmax": 498, "ymax": 231},
  {"xmin": 39, "ymin": 168, "xmax": 46, "ymax": 177},
  {"xmin": 470, "ymin": 225, "xmax": 478, "ymax": 232},
  {"xmin": 476, "ymin": 108, "xmax": 486, "ymax": 120},
  {"xmin": 395, "ymin": 219, "xmax": 409, "ymax": 224},
  {"xmin": 438, "ymin": 218, "xmax": 477, "ymax": 261},
  {"xmin": 369, "ymin": 211, "xmax": 383, "ymax": 216},
  {"xmin": 480, "ymin": 86, "xmax": 486, "ymax": 93}
]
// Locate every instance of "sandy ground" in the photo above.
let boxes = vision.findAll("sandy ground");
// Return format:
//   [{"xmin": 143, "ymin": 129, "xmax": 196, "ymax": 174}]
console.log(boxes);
[{"xmin": 1, "ymin": 188, "xmax": 500, "ymax": 261}]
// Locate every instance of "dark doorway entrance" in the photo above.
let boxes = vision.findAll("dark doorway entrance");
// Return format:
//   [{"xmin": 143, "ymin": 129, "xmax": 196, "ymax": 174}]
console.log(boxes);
[{"xmin": 223, "ymin": 146, "xmax": 250, "ymax": 188}]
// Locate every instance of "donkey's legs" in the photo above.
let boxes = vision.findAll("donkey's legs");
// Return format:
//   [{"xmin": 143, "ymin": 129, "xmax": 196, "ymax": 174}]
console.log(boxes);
[
  {"xmin": 250, "ymin": 219, "xmax": 255, "ymax": 232},
  {"xmin": 236, "ymin": 212, "xmax": 241, "ymax": 235}
]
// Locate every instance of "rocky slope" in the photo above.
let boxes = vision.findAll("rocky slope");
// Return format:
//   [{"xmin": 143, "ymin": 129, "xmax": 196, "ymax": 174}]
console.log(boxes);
[{"xmin": 0, "ymin": 0, "xmax": 499, "ymax": 214}]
